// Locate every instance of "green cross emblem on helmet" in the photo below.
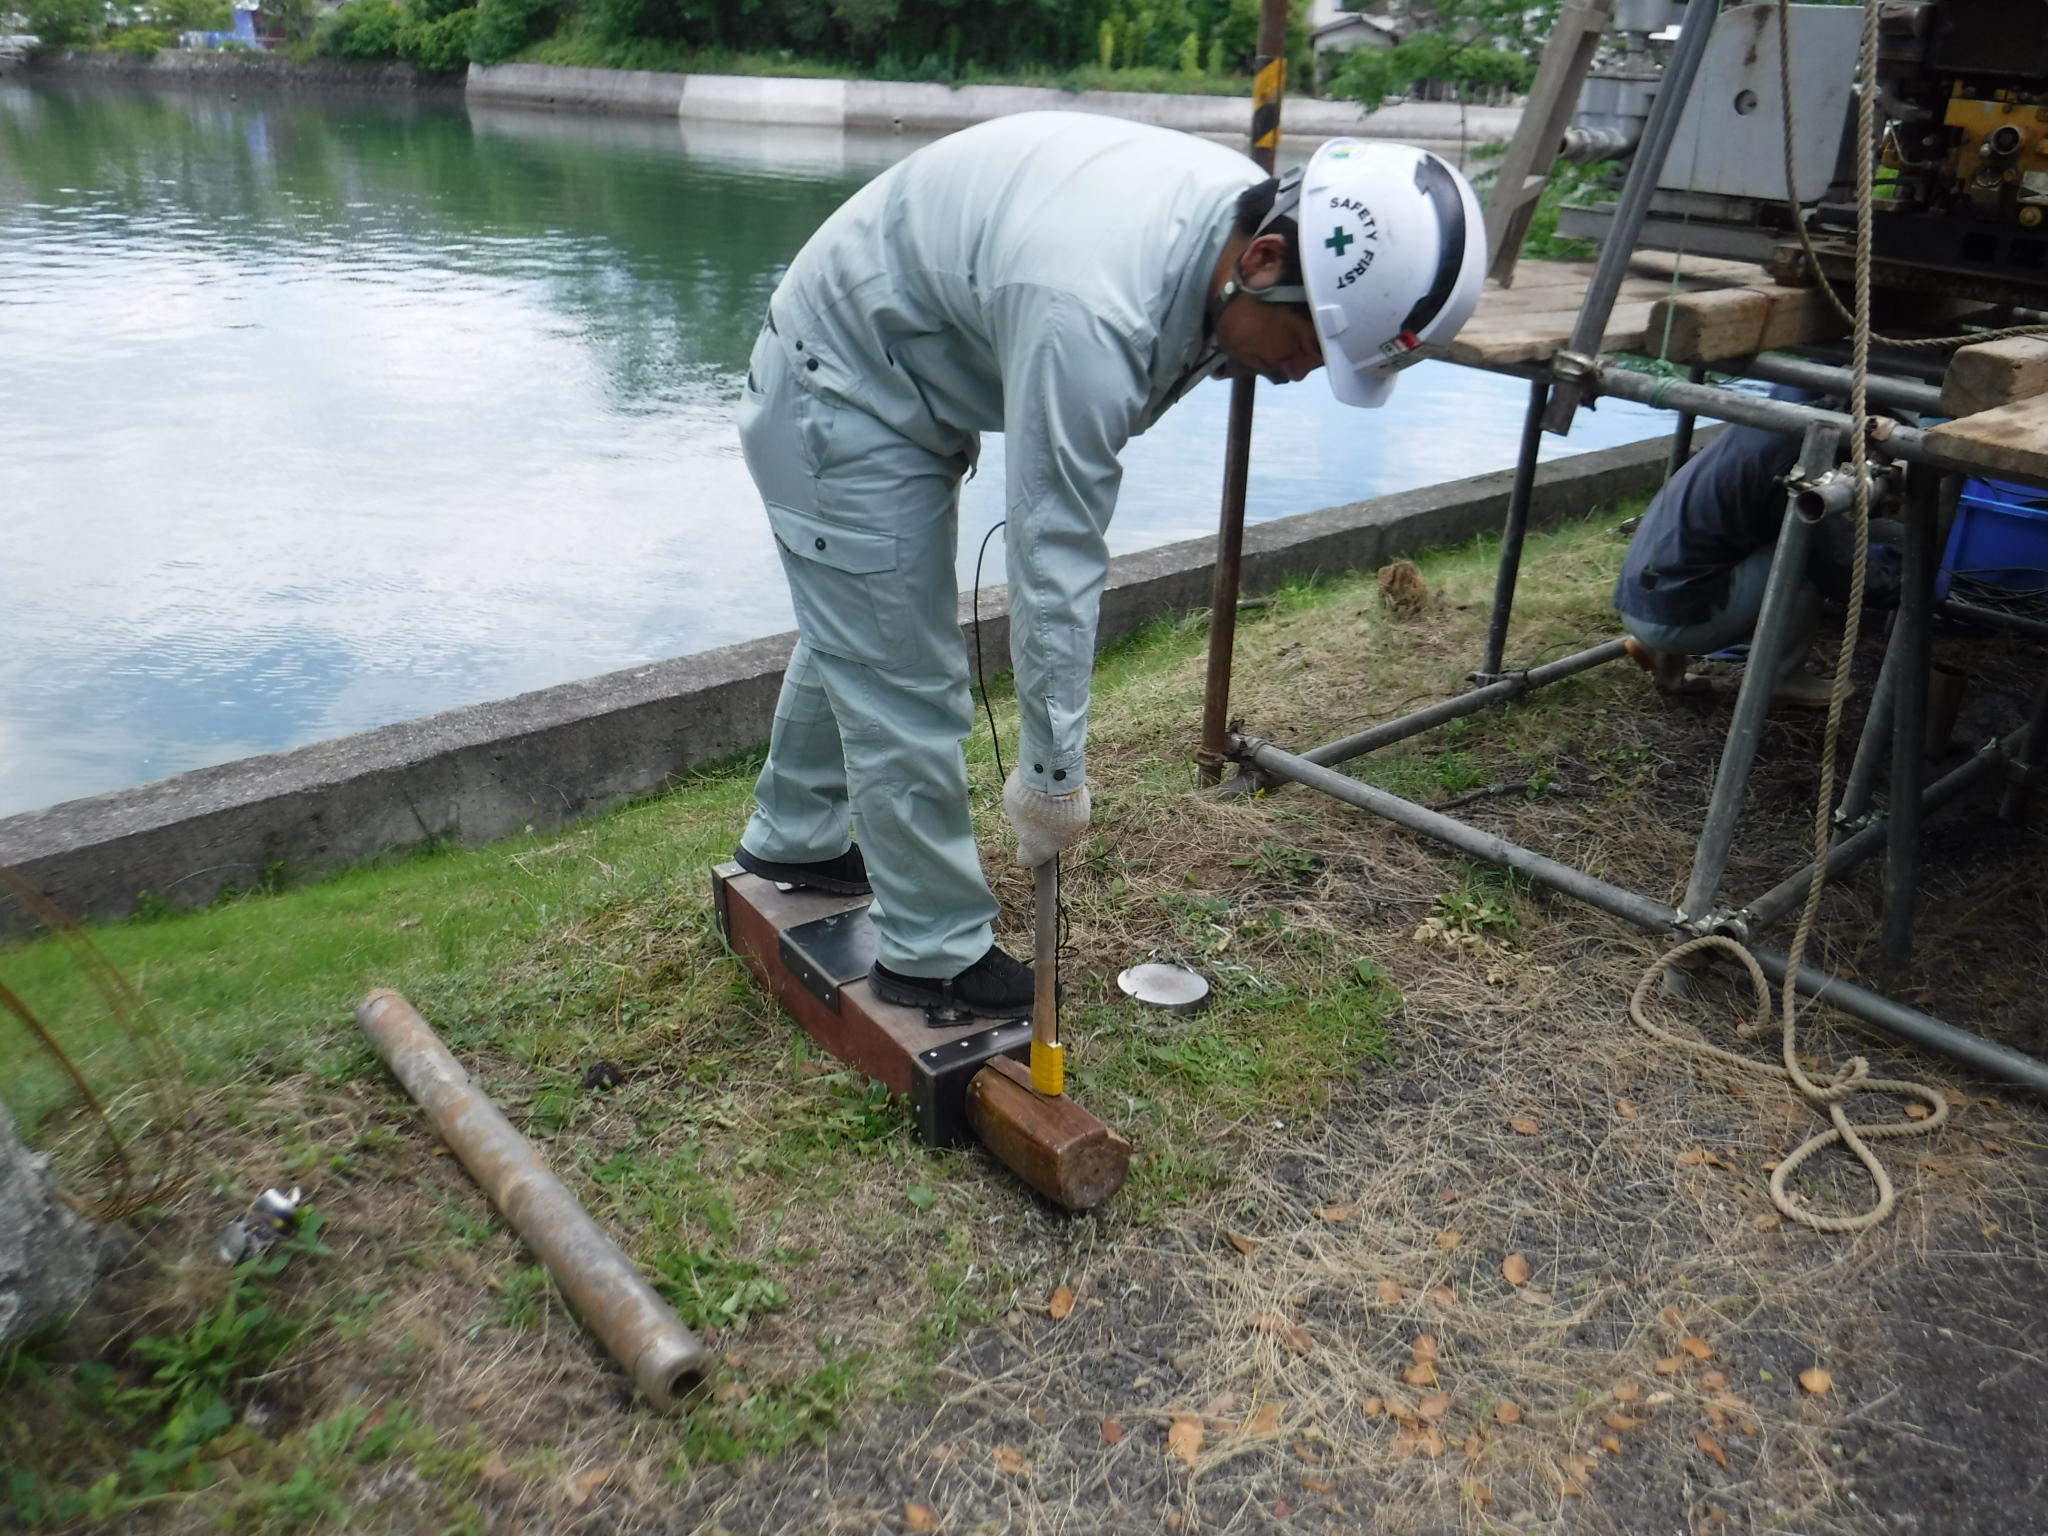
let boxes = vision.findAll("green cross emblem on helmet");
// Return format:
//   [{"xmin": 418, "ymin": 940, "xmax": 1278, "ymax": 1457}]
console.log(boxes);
[{"xmin": 1325, "ymin": 226, "xmax": 1354, "ymax": 256}]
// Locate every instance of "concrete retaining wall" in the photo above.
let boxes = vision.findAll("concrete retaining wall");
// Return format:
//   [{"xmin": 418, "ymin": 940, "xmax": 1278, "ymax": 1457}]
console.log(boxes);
[
  {"xmin": 466, "ymin": 62, "xmax": 1519, "ymax": 144},
  {"xmin": 0, "ymin": 432, "xmax": 1696, "ymax": 936},
  {"xmin": 31, "ymin": 50, "xmax": 458, "ymax": 92}
]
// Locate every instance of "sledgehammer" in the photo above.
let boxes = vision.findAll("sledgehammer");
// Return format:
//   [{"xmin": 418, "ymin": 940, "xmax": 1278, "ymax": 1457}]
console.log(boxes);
[{"xmin": 963, "ymin": 858, "xmax": 1131, "ymax": 1209}]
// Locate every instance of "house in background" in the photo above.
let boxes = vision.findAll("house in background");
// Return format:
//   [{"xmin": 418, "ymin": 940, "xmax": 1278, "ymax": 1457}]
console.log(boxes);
[{"xmin": 1309, "ymin": 0, "xmax": 1397, "ymax": 91}]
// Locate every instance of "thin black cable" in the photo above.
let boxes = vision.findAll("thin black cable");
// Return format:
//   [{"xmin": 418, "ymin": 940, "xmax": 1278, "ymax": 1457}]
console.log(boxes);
[{"xmin": 971, "ymin": 519, "xmax": 1007, "ymax": 783}]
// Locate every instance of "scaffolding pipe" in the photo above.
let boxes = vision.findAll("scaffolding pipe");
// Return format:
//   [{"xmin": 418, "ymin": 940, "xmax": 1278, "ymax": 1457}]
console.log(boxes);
[
  {"xmin": 358, "ymin": 990, "xmax": 709, "ymax": 1410},
  {"xmin": 1883, "ymin": 466, "xmax": 1942, "ymax": 967},
  {"xmin": 1541, "ymin": 0, "xmax": 1727, "ymax": 435},
  {"xmin": 1233, "ymin": 737, "xmax": 2048, "ymax": 1098},
  {"xmin": 1481, "ymin": 378, "xmax": 1551, "ymax": 677},
  {"xmin": 1663, "ymin": 364, "xmax": 1706, "ymax": 485},
  {"xmin": 1733, "ymin": 353, "xmax": 1946, "ymax": 418},
  {"xmin": 1837, "ymin": 619, "xmax": 1904, "ymax": 829},
  {"xmin": 1678, "ymin": 459, "xmax": 1827, "ymax": 923},
  {"xmin": 1937, "ymin": 600, "xmax": 2048, "ymax": 643},
  {"xmin": 1194, "ymin": 0, "xmax": 1291, "ymax": 786},
  {"xmin": 1738, "ymin": 725, "xmax": 2025, "ymax": 932},
  {"xmin": 1228, "ymin": 638, "xmax": 1631, "ymax": 795}
]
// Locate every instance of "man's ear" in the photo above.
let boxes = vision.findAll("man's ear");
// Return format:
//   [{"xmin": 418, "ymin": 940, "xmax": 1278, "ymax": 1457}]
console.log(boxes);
[{"xmin": 1240, "ymin": 232, "xmax": 1291, "ymax": 291}]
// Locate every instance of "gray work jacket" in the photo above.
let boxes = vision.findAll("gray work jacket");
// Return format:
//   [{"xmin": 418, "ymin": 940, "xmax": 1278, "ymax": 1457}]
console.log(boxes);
[{"xmin": 766, "ymin": 111, "xmax": 1261, "ymax": 792}]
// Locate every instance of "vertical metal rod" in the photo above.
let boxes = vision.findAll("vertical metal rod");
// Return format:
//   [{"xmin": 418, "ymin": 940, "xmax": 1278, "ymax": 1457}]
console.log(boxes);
[
  {"xmin": 1999, "ymin": 669, "xmax": 2048, "ymax": 825},
  {"xmin": 1541, "ymin": 0, "xmax": 1727, "ymax": 435},
  {"xmin": 1194, "ymin": 0, "xmax": 1290, "ymax": 786},
  {"xmin": 1663, "ymin": 364, "xmax": 1707, "ymax": 483},
  {"xmin": 1882, "ymin": 465, "xmax": 1940, "ymax": 967},
  {"xmin": 1480, "ymin": 377, "xmax": 1551, "ymax": 678},
  {"xmin": 1029, "ymin": 857, "xmax": 1063, "ymax": 1097},
  {"xmin": 1678, "ymin": 486, "xmax": 1822, "ymax": 923},
  {"xmin": 1837, "ymin": 615, "xmax": 1903, "ymax": 829}
]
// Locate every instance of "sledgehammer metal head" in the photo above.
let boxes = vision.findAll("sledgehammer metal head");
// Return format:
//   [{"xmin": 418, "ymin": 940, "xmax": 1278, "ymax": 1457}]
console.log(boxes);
[{"xmin": 962, "ymin": 858, "xmax": 1130, "ymax": 1210}]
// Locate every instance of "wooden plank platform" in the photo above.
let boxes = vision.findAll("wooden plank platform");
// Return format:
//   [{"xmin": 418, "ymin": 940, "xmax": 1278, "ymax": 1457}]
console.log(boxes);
[
  {"xmin": 1926, "ymin": 395, "xmax": 2048, "ymax": 486},
  {"xmin": 1440, "ymin": 254, "xmax": 1788, "ymax": 369}
]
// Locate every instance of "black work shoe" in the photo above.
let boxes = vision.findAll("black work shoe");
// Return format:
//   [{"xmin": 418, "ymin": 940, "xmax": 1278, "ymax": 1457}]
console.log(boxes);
[
  {"xmin": 871, "ymin": 944, "xmax": 1047, "ymax": 1024},
  {"xmin": 733, "ymin": 843, "xmax": 871, "ymax": 895}
]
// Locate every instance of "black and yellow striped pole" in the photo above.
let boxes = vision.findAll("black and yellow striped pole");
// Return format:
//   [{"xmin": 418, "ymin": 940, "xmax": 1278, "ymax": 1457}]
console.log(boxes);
[{"xmin": 1196, "ymin": 0, "xmax": 1291, "ymax": 785}]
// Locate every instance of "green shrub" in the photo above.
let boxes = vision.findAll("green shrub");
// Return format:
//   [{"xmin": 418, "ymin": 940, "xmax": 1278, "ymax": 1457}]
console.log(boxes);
[
  {"xmin": 466, "ymin": 0, "xmax": 554, "ymax": 62},
  {"xmin": 316, "ymin": 0, "xmax": 404, "ymax": 57},
  {"xmin": 399, "ymin": 4, "xmax": 476, "ymax": 70},
  {"xmin": 102, "ymin": 25, "xmax": 174, "ymax": 55},
  {"xmin": 18, "ymin": 0, "xmax": 105, "ymax": 49}
]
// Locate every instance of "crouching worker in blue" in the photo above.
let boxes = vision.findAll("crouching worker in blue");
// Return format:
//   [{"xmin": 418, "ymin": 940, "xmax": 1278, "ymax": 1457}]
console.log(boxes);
[
  {"xmin": 731, "ymin": 112, "xmax": 1485, "ymax": 1019},
  {"xmin": 1614, "ymin": 390, "xmax": 1900, "ymax": 707}
]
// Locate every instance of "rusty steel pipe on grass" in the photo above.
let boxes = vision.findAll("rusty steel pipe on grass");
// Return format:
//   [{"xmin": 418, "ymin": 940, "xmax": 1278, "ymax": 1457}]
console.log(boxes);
[{"xmin": 357, "ymin": 989, "xmax": 708, "ymax": 1410}]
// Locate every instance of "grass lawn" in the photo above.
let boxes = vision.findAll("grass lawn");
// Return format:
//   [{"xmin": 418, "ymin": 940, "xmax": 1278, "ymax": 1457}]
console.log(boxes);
[{"xmin": 5, "ymin": 499, "xmax": 2046, "ymax": 1534}]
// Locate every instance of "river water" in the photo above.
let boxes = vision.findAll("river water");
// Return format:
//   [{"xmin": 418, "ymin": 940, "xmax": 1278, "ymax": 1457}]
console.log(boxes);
[{"xmin": 0, "ymin": 81, "xmax": 1677, "ymax": 819}]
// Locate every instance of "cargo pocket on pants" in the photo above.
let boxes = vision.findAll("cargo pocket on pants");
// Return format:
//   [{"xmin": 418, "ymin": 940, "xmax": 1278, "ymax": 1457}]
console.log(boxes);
[{"xmin": 765, "ymin": 502, "xmax": 909, "ymax": 671}]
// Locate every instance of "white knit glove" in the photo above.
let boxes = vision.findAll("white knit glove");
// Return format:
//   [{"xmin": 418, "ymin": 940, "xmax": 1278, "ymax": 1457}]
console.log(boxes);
[{"xmin": 1004, "ymin": 768, "xmax": 1091, "ymax": 869}]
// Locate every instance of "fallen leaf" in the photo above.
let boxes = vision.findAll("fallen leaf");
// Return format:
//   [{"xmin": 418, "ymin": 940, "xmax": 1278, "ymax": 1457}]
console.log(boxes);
[
  {"xmin": 479, "ymin": 1453, "xmax": 510, "ymax": 1483},
  {"xmin": 1391, "ymin": 1424, "xmax": 1427, "ymax": 1460},
  {"xmin": 1463, "ymin": 1431, "xmax": 1485, "ymax": 1461},
  {"xmin": 1502, "ymin": 1253, "xmax": 1531, "ymax": 1287},
  {"xmin": 993, "ymin": 1445, "xmax": 1032, "ymax": 1477},
  {"xmin": 1494, "ymin": 1402, "xmax": 1522, "ymax": 1425},
  {"xmin": 1361, "ymin": 1397, "xmax": 1383, "ymax": 1418},
  {"xmin": 1247, "ymin": 1311, "xmax": 1288, "ymax": 1333},
  {"xmin": 1283, "ymin": 1327, "xmax": 1314, "ymax": 1357},
  {"xmin": 1943, "ymin": 1090, "xmax": 1968, "ymax": 1108},
  {"xmin": 926, "ymin": 1443, "xmax": 961, "ymax": 1464},
  {"xmin": 1602, "ymin": 1434, "xmax": 1624, "ymax": 1455},
  {"xmin": 1921, "ymin": 1157, "xmax": 1951, "ymax": 1174},
  {"xmin": 1248, "ymin": 1401, "xmax": 1284, "ymax": 1440},
  {"xmin": 1421, "ymin": 1427, "xmax": 1447, "ymax": 1459},
  {"xmin": 1291, "ymin": 1441, "xmax": 1322, "ymax": 1466},
  {"xmin": 1982, "ymin": 1139, "xmax": 2008, "ymax": 1156},
  {"xmin": 1904, "ymin": 1104, "xmax": 1930, "ymax": 1120},
  {"xmin": 1603, "ymin": 1412, "xmax": 1643, "ymax": 1432},
  {"xmin": 1029, "ymin": 1407, "xmax": 1048, "ymax": 1427},
  {"xmin": 1315, "ymin": 1206, "xmax": 1353, "ymax": 1222},
  {"xmin": 1376, "ymin": 1278, "xmax": 1403, "ymax": 1305},
  {"xmin": 1701, "ymin": 1370, "xmax": 1728, "ymax": 1390},
  {"xmin": 1166, "ymin": 1516, "xmax": 1182, "ymax": 1532},
  {"xmin": 1438, "ymin": 1188, "xmax": 1461, "ymax": 1204},
  {"xmin": 1048, "ymin": 1285, "xmax": 1074, "ymax": 1321},
  {"xmin": 565, "ymin": 1465, "xmax": 612, "ymax": 1507},
  {"xmin": 905, "ymin": 1502, "xmax": 940, "ymax": 1533},
  {"xmin": 1799, "ymin": 1368, "xmax": 1833, "ymax": 1396},
  {"xmin": 1559, "ymin": 1480, "xmax": 1585, "ymax": 1497},
  {"xmin": 1510, "ymin": 1117, "xmax": 1540, "ymax": 1136},
  {"xmin": 466, "ymin": 1392, "xmax": 493, "ymax": 1412},
  {"xmin": 1436, "ymin": 1230, "xmax": 1465, "ymax": 1251},
  {"xmin": 1516, "ymin": 1288, "xmax": 1552, "ymax": 1307},
  {"xmin": 1471, "ymin": 1481, "xmax": 1495, "ymax": 1507},
  {"xmin": 1753, "ymin": 1213, "xmax": 1782, "ymax": 1231},
  {"xmin": 1411, "ymin": 1333, "xmax": 1439, "ymax": 1363},
  {"xmin": 1563, "ymin": 1453, "xmax": 1596, "ymax": 1479},
  {"xmin": 1417, "ymin": 1393, "xmax": 1452, "ymax": 1421},
  {"xmin": 1705, "ymin": 1404, "xmax": 1726, "ymax": 1430},
  {"xmin": 1226, "ymin": 1232, "xmax": 1260, "ymax": 1255},
  {"xmin": 1404, "ymin": 1363, "xmax": 1439, "ymax": 1387},
  {"xmin": 1646, "ymin": 1390, "xmax": 1675, "ymax": 1406},
  {"xmin": 1617, "ymin": 1099, "xmax": 1639, "ymax": 1120},
  {"xmin": 1678, "ymin": 1148, "xmax": 1709, "ymax": 1166},
  {"xmin": 1654, "ymin": 1357, "xmax": 1683, "ymax": 1376},
  {"xmin": 714, "ymin": 1381, "xmax": 745, "ymax": 1404},
  {"xmin": 1660, "ymin": 1306, "xmax": 1685, "ymax": 1328},
  {"xmin": 1100, "ymin": 1418, "xmax": 1123, "ymax": 1446},
  {"xmin": 1611, "ymin": 1383, "xmax": 1640, "ymax": 1405},
  {"xmin": 1300, "ymin": 1477, "xmax": 1334, "ymax": 1494},
  {"xmin": 1680, "ymin": 1337, "xmax": 1715, "ymax": 1360},
  {"xmin": 1432, "ymin": 1286, "xmax": 1458, "ymax": 1307},
  {"xmin": 1696, "ymin": 1432, "xmax": 1728, "ymax": 1470}
]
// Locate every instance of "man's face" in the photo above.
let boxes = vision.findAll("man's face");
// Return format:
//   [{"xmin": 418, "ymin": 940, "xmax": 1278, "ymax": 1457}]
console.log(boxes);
[{"xmin": 1212, "ymin": 232, "xmax": 1325, "ymax": 385}]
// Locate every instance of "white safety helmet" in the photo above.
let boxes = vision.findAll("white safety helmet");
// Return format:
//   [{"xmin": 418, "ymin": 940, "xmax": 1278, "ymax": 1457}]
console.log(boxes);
[{"xmin": 1237, "ymin": 139, "xmax": 1486, "ymax": 408}]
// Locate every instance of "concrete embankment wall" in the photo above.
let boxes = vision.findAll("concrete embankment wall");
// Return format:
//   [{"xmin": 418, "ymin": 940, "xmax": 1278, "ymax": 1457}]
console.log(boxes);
[
  {"xmin": 0, "ymin": 432, "xmax": 1701, "ymax": 937},
  {"xmin": 28, "ymin": 50, "xmax": 459, "ymax": 92},
  {"xmin": 464, "ymin": 62, "xmax": 1519, "ymax": 144}
]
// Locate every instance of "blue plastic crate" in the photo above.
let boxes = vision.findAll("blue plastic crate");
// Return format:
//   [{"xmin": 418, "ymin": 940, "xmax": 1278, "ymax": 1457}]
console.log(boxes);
[{"xmin": 1937, "ymin": 479, "xmax": 2048, "ymax": 608}]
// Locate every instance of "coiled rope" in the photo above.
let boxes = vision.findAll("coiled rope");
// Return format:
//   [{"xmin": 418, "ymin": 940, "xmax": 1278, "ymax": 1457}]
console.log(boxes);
[{"xmin": 1633, "ymin": 0, "xmax": 1951, "ymax": 1233}]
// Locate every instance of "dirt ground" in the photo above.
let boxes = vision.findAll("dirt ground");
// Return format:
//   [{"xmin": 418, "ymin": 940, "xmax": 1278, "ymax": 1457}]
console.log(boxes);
[{"xmin": 8, "ymin": 520, "xmax": 2046, "ymax": 1536}]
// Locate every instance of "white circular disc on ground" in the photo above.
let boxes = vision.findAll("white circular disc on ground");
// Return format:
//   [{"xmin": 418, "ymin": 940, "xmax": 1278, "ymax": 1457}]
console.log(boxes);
[{"xmin": 1117, "ymin": 963, "xmax": 1211, "ymax": 1012}]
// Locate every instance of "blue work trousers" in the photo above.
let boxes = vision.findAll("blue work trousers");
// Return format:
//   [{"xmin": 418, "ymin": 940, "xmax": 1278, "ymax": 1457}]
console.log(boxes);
[{"xmin": 737, "ymin": 330, "xmax": 999, "ymax": 977}]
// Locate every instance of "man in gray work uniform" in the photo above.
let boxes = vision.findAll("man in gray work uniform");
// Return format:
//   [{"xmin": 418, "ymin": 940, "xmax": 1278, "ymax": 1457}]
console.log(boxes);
[{"xmin": 732, "ymin": 112, "xmax": 1485, "ymax": 1018}]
